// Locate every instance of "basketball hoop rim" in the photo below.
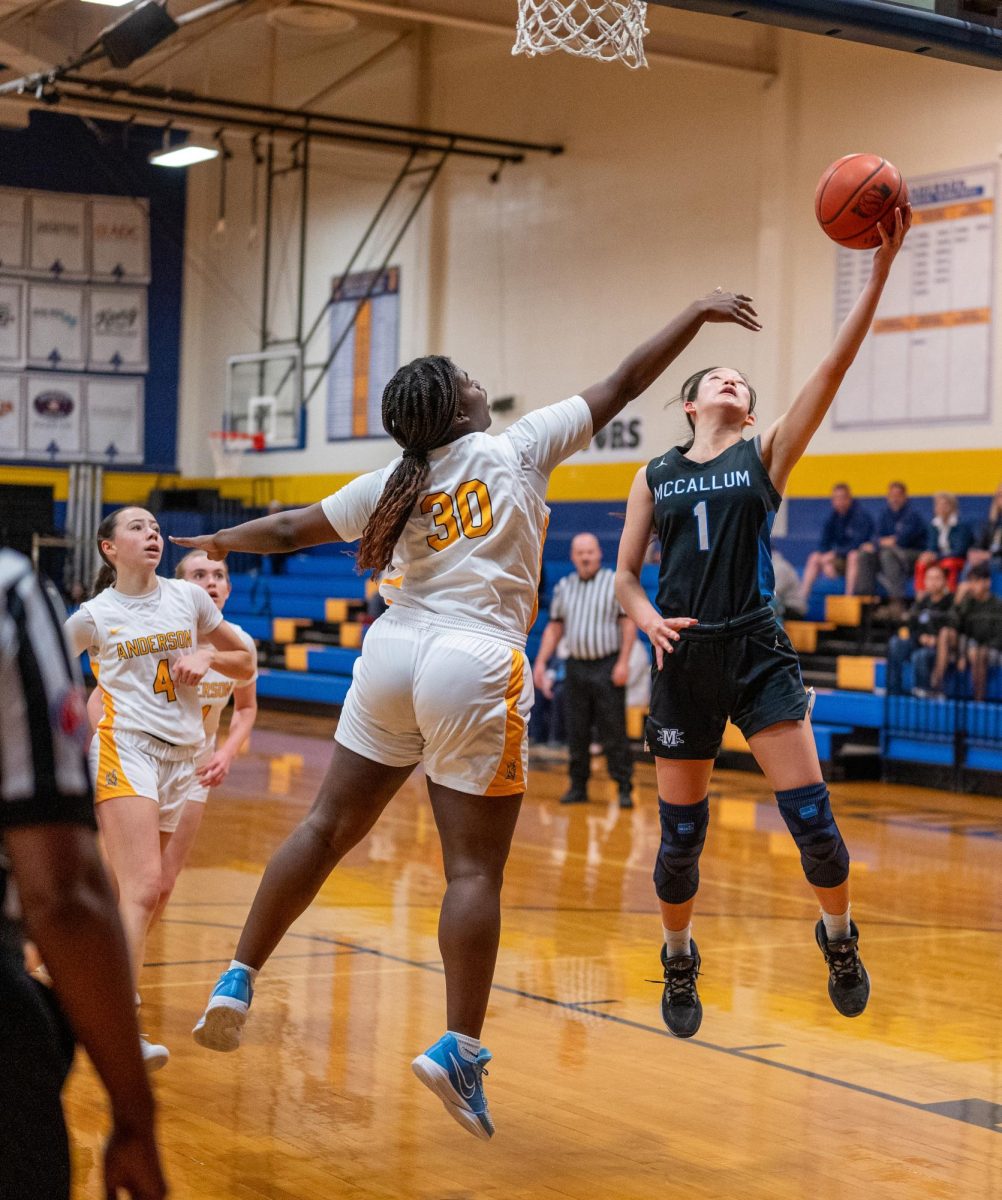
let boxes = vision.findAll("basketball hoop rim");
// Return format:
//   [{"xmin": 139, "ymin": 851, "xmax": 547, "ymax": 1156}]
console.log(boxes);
[{"xmin": 209, "ymin": 430, "xmax": 266, "ymax": 452}]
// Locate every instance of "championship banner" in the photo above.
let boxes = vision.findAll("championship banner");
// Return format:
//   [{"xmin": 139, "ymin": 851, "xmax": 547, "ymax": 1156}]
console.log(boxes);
[
  {"xmin": 85, "ymin": 376, "xmax": 144, "ymax": 463},
  {"xmin": 0, "ymin": 190, "xmax": 27, "ymax": 274},
  {"xmin": 327, "ymin": 267, "xmax": 400, "ymax": 441},
  {"xmin": 25, "ymin": 372, "xmax": 83, "ymax": 460},
  {"xmin": 91, "ymin": 197, "xmax": 150, "ymax": 283},
  {"xmin": 0, "ymin": 281, "xmax": 24, "ymax": 368},
  {"xmin": 0, "ymin": 373, "xmax": 24, "ymax": 459},
  {"xmin": 29, "ymin": 193, "xmax": 88, "ymax": 280},
  {"xmin": 27, "ymin": 283, "xmax": 86, "ymax": 370},
  {"xmin": 88, "ymin": 286, "xmax": 147, "ymax": 371}
]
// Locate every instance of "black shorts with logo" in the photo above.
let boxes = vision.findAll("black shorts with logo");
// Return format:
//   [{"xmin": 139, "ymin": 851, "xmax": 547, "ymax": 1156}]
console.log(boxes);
[{"xmin": 645, "ymin": 606, "xmax": 810, "ymax": 760}]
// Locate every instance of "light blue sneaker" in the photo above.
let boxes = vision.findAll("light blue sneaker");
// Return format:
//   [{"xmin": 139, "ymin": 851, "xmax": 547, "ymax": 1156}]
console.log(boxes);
[
  {"xmin": 411, "ymin": 1033, "xmax": 495, "ymax": 1141},
  {"xmin": 192, "ymin": 966, "xmax": 253, "ymax": 1052}
]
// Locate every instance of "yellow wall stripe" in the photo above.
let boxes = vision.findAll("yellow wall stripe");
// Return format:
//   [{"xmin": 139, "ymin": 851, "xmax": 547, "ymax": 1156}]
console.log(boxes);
[{"xmin": 10, "ymin": 447, "xmax": 1000, "ymax": 510}]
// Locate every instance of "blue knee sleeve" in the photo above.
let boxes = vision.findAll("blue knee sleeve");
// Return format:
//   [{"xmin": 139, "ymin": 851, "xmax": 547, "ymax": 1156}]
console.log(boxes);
[
  {"xmin": 776, "ymin": 782, "xmax": 849, "ymax": 888},
  {"xmin": 653, "ymin": 796, "xmax": 709, "ymax": 904}
]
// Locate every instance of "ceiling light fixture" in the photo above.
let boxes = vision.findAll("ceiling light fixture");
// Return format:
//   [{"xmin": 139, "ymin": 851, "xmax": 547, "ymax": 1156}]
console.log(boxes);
[{"xmin": 148, "ymin": 143, "xmax": 219, "ymax": 167}]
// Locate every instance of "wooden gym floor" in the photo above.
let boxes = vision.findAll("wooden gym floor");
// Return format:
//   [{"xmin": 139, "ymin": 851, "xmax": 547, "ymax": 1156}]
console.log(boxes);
[{"xmin": 64, "ymin": 710, "xmax": 1002, "ymax": 1199}]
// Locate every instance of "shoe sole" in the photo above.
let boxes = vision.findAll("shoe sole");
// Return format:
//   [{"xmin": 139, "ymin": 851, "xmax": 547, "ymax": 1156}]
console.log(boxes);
[
  {"xmin": 142, "ymin": 1046, "xmax": 169, "ymax": 1072},
  {"xmin": 192, "ymin": 998, "xmax": 248, "ymax": 1052},
  {"xmin": 411, "ymin": 1054, "xmax": 494, "ymax": 1141}
]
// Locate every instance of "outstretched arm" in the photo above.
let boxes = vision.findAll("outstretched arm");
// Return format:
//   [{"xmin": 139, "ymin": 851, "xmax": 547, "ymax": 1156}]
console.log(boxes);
[
  {"xmin": 170, "ymin": 502, "xmax": 339, "ymax": 561},
  {"xmin": 581, "ymin": 290, "xmax": 761, "ymax": 434},
  {"xmin": 761, "ymin": 207, "xmax": 911, "ymax": 494},
  {"xmin": 615, "ymin": 467, "xmax": 696, "ymax": 669}
]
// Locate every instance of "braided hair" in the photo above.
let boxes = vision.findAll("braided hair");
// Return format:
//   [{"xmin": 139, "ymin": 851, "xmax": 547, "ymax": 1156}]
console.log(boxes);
[
  {"xmin": 357, "ymin": 355, "xmax": 463, "ymax": 573},
  {"xmin": 673, "ymin": 366, "xmax": 757, "ymax": 452}
]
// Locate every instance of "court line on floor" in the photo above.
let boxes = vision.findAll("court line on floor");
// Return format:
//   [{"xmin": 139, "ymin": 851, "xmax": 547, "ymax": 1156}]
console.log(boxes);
[
  {"xmin": 162, "ymin": 899, "xmax": 1002, "ymax": 935},
  {"xmin": 161, "ymin": 916, "xmax": 1002, "ymax": 1135}
]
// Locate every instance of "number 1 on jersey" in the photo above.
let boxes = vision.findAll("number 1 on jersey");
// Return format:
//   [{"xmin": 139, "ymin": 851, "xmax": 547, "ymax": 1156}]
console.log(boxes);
[{"xmin": 693, "ymin": 501, "xmax": 710, "ymax": 552}]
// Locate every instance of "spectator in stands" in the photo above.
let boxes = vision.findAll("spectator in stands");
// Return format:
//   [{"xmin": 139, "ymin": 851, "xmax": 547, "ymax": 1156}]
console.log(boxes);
[
  {"xmin": 853, "ymin": 481, "xmax": 927, "ymax": 612},
  {"xmin": 771, "ymin": 549, "xmax": 805, "ymax": 620},
  {"xmin": 797, "ymin": 483, "xmax": 874, "ymax": 610},
  {"xmin": 533, "ymin": 533, "xmax": 636, "ymax": 808},
  {"xmin": 966, "ymin": 482, "xmax": 1002, "ymax": 575},
  {"xmin": 915, "ymin": 492, "xmax": 974, "ymax": 593},
  {"xmin": 931, "ymin": 562, "xmax": 1002, "ymax": 700},
  {"xmin": 885, "ymin": 562, "xmax": 952, "ymax": 695}
]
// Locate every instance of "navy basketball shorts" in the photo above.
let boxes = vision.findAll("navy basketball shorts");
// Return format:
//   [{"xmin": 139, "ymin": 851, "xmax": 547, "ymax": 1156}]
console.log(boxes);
[{"xmin": 646, "ymin": 607, "xmax": 810, "ymax": 761}]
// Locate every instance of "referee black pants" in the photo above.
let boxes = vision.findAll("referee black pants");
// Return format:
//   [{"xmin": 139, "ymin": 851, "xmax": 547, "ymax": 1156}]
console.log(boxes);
[
  {"xmin": 0, "ymin": 948, "xmax": 75, "ymax": 1200},
  {"xmin": 564, "ymin": 654, "xmax": 633, "ymax": 792}
]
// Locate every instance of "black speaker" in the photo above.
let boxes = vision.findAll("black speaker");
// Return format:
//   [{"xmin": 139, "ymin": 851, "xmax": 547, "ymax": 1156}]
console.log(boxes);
[{"xmin": 101, "ymin": 1, "xmax": 179, "ymax": 69}]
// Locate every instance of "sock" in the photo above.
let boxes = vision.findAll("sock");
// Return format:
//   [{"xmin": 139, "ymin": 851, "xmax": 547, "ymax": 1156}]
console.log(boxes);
[
  {"xmin": 448, "ymin": 1030, "xmax": 481, "ymax": 1062},
  {"xmin": 230, "ymin": 958, "xmax": 259, "ymax": 981},
  {"xmin": 821, "ymin": 906, "xmax": 851, "ymax": 941},
  {"xmin": 663, "ymin": 924, "xmax": 692, "ymax": 958}
]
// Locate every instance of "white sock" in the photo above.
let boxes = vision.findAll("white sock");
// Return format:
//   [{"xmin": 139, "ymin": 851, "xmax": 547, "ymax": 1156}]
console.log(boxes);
[
  {"xmin": 448, "ymin": 1030, "xmax": 481, "ymax": 1062},
  {"xmin": 230, "ymin": 958, "xmax": 259, "ymax": 981},
  {"xmin": 663, "ymin": 924, "xmax": 692, "ymax": 958},
  {"xmin": 821, "ymin": 906, "xmax": 852, "ymax": 941}
]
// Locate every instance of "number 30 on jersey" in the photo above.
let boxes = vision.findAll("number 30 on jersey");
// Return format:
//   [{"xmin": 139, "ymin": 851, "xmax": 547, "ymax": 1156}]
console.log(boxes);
[{"xmin": 421, "ymin": 479, "xmax": 494, "ymax": 551}]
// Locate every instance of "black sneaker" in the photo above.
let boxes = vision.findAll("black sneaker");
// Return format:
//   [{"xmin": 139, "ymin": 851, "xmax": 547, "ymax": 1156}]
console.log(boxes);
[
  {"xmin": 815, "ymin": 919, "xmax": 870, "ymax": 1017},
  {"xmin": 559, "ymin": 789, "xmax": 588, "ymax": 805},
  {"xmin": 618, "ymin": 790, "xmax": 634, "ymax": 809},
  {"xmin": 659, "ymin": 941, "xmax": 703, "ymax": 1038}
]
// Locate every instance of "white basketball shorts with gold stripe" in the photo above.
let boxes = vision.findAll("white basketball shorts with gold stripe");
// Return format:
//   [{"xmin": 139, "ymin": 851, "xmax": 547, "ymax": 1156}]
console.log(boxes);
[
  {"xmin": 88, "ymin": 727, "xmax": 197, "ymax": 832},
  {"xmin": 334, "ymin": 606, "xmax": 532, "ymax": 796}
]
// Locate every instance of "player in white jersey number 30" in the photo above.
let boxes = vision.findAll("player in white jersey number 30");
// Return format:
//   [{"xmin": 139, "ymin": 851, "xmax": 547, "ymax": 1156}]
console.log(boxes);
[{"xmin": 173, "ymin": 290, "xmax": 761, "ymax": 1139}]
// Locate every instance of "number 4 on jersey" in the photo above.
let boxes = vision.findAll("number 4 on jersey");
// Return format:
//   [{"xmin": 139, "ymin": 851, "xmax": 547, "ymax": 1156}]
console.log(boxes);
[{"xmin": 153, "ymin": 658, "xmax": 177, "ymax": 703}]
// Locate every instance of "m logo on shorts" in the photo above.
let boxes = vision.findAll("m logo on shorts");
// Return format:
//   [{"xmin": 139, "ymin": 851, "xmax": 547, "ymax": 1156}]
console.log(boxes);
[
  {"xmin": 105, "ymin": 768, "xmax": 118, "ymax": 787},
  {"xmin": 656, "ymin": 728, "xmax": 685, "ymax": 748}
]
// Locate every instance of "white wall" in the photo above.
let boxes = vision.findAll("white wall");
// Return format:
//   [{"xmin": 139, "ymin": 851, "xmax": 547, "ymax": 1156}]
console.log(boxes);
[{"xmin": 175, "ymin": 14, "xmax": 1002, "ymax": 485}]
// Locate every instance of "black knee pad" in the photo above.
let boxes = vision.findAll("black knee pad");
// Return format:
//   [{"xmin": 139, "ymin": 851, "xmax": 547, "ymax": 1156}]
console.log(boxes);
[
  {"xmin": 653, "ymin": 796, "xmax": 709, "ymax": 904},
  {"xmin": 776, "ymin": 782, "xmax": 849, "ymax": 888}
]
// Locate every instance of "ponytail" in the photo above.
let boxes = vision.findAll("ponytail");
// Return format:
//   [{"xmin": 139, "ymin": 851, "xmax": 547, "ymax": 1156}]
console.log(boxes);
[
  {"xmin": 90, "ymin": 509, "xmax": 123, "ymax": 598},
  {"xmin": 357, "ymin": 356, "xmax": 462, "ymax": 573}
]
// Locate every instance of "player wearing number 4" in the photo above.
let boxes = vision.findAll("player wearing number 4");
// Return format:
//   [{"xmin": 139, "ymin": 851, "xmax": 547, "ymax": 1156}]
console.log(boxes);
[
  {"xmin": 63, "ymin": 509, "xmax": 256, "ymax": 1071},
  {"xmin": 171, "ymin": 288, "xmax": 759, "ymax": 1141},
  {"xmin": 616, "ymin": 208, "xmax": 911, "ymax": 1039}
]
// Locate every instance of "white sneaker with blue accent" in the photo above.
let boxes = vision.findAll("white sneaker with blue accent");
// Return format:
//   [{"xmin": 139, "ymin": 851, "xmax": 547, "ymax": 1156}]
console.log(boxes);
[
  {"xmin": 411, "ymin": 1033, "xmax": 495, "ymax": 1141},
  {"xmin": 192, "ymin": 966, "xmax": 254, "ymax": 1052}
]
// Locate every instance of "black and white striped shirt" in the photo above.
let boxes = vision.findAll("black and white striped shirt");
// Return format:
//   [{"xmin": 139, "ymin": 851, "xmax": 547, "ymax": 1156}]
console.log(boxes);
[
  {"xmin": 549, "ymin": 567, "xmax": 625, "ymax": 660},
  {"xmin": 0, "ymin": 550, "xmax": 93, "ymax": 826}
]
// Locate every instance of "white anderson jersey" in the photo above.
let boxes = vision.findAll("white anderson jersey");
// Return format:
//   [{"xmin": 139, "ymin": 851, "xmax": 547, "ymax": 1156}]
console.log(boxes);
[
  {"xmin": 197, "ymin": 621, "xmax": 257, "ymax": 742},
  {"xmin": 67, "ymin": 579, "xmax": 223, "ymax": 748},
  {"xmin": 321, "ymin": 395, "xmax": 593, "ymax": 637}
]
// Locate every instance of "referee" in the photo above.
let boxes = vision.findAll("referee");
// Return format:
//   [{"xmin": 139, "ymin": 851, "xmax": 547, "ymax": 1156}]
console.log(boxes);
[
  {"xmin": 0, "ymin": 549, "xmax": 165, "ymax": 1200},
  {"xmin": 533, "ymin": 533, "xmax": 636, "ymax": 807}
]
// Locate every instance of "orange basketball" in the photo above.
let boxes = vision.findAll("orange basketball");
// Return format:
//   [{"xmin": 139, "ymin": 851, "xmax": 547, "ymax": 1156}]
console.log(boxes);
[{"xmin": 815, "ymin": 154, "xmax": 909, "ymax": 249}]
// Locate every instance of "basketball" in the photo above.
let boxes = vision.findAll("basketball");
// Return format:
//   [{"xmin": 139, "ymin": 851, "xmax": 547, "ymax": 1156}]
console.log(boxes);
[{"xmin": 815, "ymin": 154, "xmax": 909, "ymax": 249}]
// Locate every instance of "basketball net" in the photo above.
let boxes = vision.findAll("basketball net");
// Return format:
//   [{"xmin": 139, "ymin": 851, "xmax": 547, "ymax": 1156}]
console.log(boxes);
[
  {"xmin": 209, "ymin": 430, "xmax": 264, "ymax": 479},
  {"xmin": 513, "ymin": 0, "xmax": 648, "ymax": 69}
]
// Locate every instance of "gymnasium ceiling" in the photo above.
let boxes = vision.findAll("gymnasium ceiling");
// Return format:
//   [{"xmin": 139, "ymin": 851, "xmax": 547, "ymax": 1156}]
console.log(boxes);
[{"xmin": 0, "ymin": 0, "xmax": 776, "ymax": 120}]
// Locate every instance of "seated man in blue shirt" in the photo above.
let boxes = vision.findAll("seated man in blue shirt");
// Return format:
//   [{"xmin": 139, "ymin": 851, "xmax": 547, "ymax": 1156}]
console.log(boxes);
[
  {"xmin": 797, "ymin": 483, "xmax": 874, "ymax": 611},
  {"xmin": 853, "ymin": 481, "xmax": 927, "ymax": 610}
]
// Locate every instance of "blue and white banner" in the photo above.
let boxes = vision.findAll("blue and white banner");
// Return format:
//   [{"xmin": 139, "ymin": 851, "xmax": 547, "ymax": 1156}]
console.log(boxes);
[
  {"xmin": 85, "ymin": 376, "xmax": 143, "ymax": 464},
  {"xmin": 88, "ymin": 286, "xmax": 147, "ymax": 372},
  {"xmin": 91, "ymin": 197, "xmax": 150, "ymax": 283},
  {"xmin": 0, "ymin": 372, "xmax": 23, "ymax": 458},
  {"xmin": 25, "ymin": 372, "xmax": 84, "ymax": 460},
  {"xmin": 27, "ymin": 284, "xmax": 86, "ymax": 370},
  {"xmin": 0, "ymin": 281, "xmax": 24, "ymax": 368},
  {"xmin": 29, "ymin": 193, "xmax": 88, "ymax": 281},
  {"xmin": 0, "ymin": 190, "xmax": 27, "ymax": 274}
]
